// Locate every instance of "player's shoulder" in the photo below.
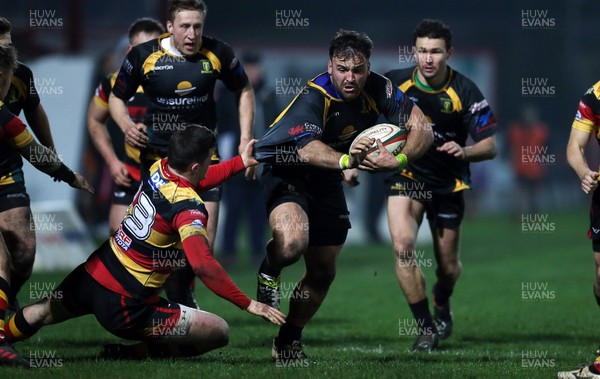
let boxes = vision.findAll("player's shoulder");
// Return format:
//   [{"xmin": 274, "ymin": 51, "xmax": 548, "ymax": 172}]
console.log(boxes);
[
  {"xmin": 133, "ymin": 36, "xmax": 162, "ymax": 58},
  {"xmin": 384, "ymin": 67, "xmax": 414, "ymax": 85},
  {"xmin": 0, "ymin": 101, "xmax": 21, "ymax": 126},
  {"xmin": 363, "ymin": 71, "xmax": 399, "ymax": 99},
  {"xmin": 200, "ymin": 35, "xmax": 235, "ymax": 55},
  {"xmin": 306, "ymin": 72, "xmax": 340, "ymax": 100},
  {"xmin": 583, "ymin": 80, "xmax": 600, "ymax": 101},
  {"xmin": 13, "ymin": 61, "xmax": 34, "ymax": 81},
  {"xmin": 448, "ymin": 67, "xmax": 483, "ymax": 94}
]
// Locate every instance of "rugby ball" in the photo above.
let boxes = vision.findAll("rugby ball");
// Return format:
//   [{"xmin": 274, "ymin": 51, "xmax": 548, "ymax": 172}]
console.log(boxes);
[{"xmin": 349, "ymin": 123, "xmax": 407, "ymax": 158}]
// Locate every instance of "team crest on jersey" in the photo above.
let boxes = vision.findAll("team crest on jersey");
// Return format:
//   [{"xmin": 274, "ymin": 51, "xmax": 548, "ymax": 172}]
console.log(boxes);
[
  {"xmin": 441, "ymin": 98, "xmax": 453, "ymax": 113},
  {"xmin": 201, "ymin": 60, "xmax": 212, "ymax": 74},
  {"xmin": 361, "ymin": 99, "xmax": 370, "ymax": 114}
]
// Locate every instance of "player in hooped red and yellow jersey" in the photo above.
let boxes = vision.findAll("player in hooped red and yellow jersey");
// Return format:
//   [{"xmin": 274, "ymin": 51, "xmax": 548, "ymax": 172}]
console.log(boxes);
[{"xmin": 4, "ymin": 126, "xmax": 284, "ymax": 360}]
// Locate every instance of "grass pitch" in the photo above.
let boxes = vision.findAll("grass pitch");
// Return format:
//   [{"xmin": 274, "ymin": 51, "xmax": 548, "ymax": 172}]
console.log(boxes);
[{"xmin": 4, "ymin": 210, "xmax": 596, "ymax": 378}]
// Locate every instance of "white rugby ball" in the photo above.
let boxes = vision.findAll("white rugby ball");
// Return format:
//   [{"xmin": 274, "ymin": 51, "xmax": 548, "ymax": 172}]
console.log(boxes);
[{"xmin": 349, "ymin": 123, "xmax": 407, "ymax": 158}]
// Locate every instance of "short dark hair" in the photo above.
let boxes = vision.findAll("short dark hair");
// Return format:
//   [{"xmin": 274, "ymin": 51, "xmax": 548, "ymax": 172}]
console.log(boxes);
[
  {"xmin": 0, "ymin": 44, "xmax": 17, "ymax": 72},
  {"xmin": 329, "ymin": 29, "xmax": 373, "ymax": 61},
  {"xmin": 413, "ymin": 19, "xmax": 453, "ymax": 50},
  {"xmin": 0, "ymin": 17, "xmax": 11, "ymax": 35},
  {"xmin": 168, "ymin": 0, "xmax": 207, "ymax": 22},
  {"xmin": 128, "ymin": 17, "xmax": 165, "ymax": 43},
  {"xmin": 168, "ymin": 125, "xmax": 216, "ymax": 171}
]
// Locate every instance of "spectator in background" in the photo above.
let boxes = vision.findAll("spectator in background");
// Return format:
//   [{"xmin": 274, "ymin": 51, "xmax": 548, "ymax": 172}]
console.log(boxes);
[
  {"xmin": 507, "ymin": 105, "xmax": 549, "ymax": 214},
  {"xmin": 217, "ymin": 52, "xmax": 281, "ymax": 267}
]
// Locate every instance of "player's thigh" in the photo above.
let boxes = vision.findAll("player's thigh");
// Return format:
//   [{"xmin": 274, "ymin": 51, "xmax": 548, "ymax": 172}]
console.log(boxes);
[
  {"xmin": 182, "ymin": 307, "xmax": 228, "ymax": 345},
  {"xmin": 0, "ymin": 206, "xmax": 35, "ymax": 253},
  {"xmin": 386, "ymin": 195, "xmax": 424, "ymax": 246},
  {"xmin": 143, "ymin": 303, "xmax": 228, "ymax": 345}
]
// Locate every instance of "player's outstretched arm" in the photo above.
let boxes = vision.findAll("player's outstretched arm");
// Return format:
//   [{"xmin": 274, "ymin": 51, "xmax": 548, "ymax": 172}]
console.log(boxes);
[
  {"xmin": 567, "ymin": 127, "xmax": 598, "ymax": 194},
  {"xmin": 246, "ymin": 299, "xmax": 286, "ymax": 325},
  {"xmin": 181, "ymin": 232, "xmax": 286, "ymax": 325},
  {"xmin": 17, "ymin": 139, "xmax": 94, "ymax": 193}
]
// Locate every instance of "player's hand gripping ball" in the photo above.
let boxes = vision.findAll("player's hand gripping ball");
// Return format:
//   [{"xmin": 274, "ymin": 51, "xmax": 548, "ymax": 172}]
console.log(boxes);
[{"xmin": 349, "ymin": 123, "xmax": 407, "ymax": 158}]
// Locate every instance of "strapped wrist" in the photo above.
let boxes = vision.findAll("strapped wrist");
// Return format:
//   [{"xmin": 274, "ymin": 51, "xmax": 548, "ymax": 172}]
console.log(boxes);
[
  {"xmin": 49, "ymin": 163, "xmax": 76, "ymax": 184},
  {"xmin": 339, "ymin": 154, "xmax": 350, "ymax": 170},
  {"xmin": 395, "ymin": 153, "xmax": 408, "ymax": 170}
]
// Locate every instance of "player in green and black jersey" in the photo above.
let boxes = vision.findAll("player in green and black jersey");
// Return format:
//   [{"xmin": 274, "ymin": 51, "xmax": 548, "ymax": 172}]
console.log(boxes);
[{"xmin": 384, "ymin": 19, "xmax": 497, "ymax": 352}]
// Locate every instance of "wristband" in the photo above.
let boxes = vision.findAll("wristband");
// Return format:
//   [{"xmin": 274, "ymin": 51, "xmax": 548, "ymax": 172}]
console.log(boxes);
[
  {"xmin": 395, "ymin": 153, "xmax": 408, "ymax": 170},
  {"xmin": 339, "ymin": 154, "xmax": 350, "ymax": 170},
  {"xmin": 49, "ymin": 163, "xmax": 76, "ymax": 184}
]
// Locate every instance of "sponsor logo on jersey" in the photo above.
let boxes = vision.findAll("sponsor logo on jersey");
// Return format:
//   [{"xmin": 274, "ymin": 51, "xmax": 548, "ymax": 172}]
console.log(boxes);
[
  {"xmin": 385, "ymin": 80, "xmax": 393, "ymax": 99},
  {"xmin": 469, "ymin": 99, "xmax": 489, "ymax": 114},
  {"xmin": 156, "ymin": 94, "xmax": 208, "ymax": 106},
  {"xmin": 575, "ymin": 110, "xmax": 583, "ymax": 121},
  {"xmin": 339, "ymin": 125, "xmax": 358, "ymax": 141},
  {"xmin": 149, "ymin": 171, "xmax": 167, "ymax": 192},
  {"xmin": 123, "ymin": 58, "xmax": 134, "ymax": 75},
  {"xmin": 154, "ymin": 65, "xmax": 174, "ymax": 71},
  {"xmin": 114, "ymin": 191, "xmax": 126, "ymax": 198},
  {"xmin": 174, "ymin": 81, "xmax": 196, "ymax": 96},
  {"xmin": 190, "ymin": 219, "xmax": 205, "ymax": 229},
  {"xmin": 115, "ymin": 226, "xmax": 132, "ymax": 251},
  {"xmin": 288, "ymin": 122, "xmax": 322, "ymax": 137}
]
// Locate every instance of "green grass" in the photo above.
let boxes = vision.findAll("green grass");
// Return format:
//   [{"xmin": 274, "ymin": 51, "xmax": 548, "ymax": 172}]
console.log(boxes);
[{"xmin": 4, "ymin": 210, "xmax": 597, "ymax": 378}]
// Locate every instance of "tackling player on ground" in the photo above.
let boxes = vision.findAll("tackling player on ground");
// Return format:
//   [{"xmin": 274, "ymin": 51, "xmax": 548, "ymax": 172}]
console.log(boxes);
[
  {"xmin": 4, "ymin": 126, "xmax": 284, "ymax": 361},
  {"xmin": 254, "ymin": 29, "xmax": 432, "ymax": 361},
  {"xmin": 384, "ymin": 19, "xmax": 497, "ymax": 352}
]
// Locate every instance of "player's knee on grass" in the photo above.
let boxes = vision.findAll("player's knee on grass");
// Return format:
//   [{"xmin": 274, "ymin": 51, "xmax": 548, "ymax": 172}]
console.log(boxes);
[{"xmin": 187, "ymin": 309, "xmax": 229, "ymax": 350}]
